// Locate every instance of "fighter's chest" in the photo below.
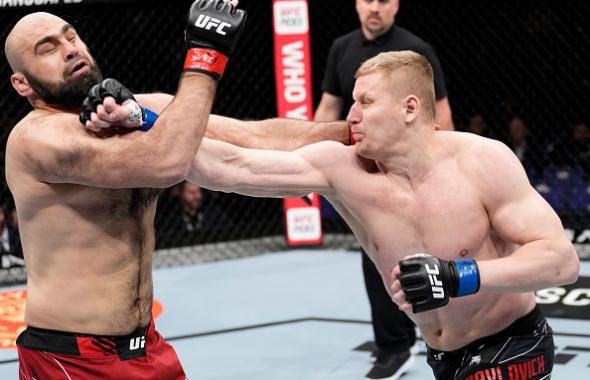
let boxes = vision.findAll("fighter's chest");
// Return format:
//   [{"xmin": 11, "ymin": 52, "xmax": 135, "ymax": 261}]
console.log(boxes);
[
  {"xmin": 59, "ymin": 186, "xmax": 160, "ymax": 219},
  {"xmin": 345, "ymin": 174, "xmax": 490, "ymax": 258}
]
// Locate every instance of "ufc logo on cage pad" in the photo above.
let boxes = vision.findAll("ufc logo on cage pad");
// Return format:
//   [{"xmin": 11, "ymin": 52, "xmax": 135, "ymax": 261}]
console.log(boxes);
[
  {"xmin": 426, "ymin": 264, "xmax": 445, "ymax": 299},
  {"xmin": 194, "ymin": 15, "xmax": 232, "ymax": 35}
]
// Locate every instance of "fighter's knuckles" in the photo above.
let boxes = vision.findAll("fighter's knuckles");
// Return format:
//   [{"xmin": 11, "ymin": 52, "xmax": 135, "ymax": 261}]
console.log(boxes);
[
  {"xmin": 85, "ymin": 121, "xmax": 101, "ymax": 133},
  {"xmin": 102, "ymin": 96, "xmax": 117, "ymax": 108},
  {"xmin": 391, "ymin": 290, "xmax": 406, "ymax": 305},
  {"xmin": 90, "ymin": 113, "xmax": 110, "ymax": 129},
  {"xmin": 103, "ymin": 96, "xmax": 117, "ymax": 106},
  {"xmin": 109, "ymin": 105, "xmax": 133, "ymax": 122},
  {"xmin": 95, "ymin": 105, "xmax": 109, "ymax": 121},
  {"xmin": 399, "ymin": 303, "xmax": 413, "ymax": 314}
]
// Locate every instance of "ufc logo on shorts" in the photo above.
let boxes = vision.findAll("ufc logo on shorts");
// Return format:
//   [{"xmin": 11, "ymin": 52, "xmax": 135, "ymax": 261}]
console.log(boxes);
[
  {"xmin": 425, "ymin": 264, "xmax": 445, "ymax": 299},
  {"xmin": 129, "ymin": 336, "xmax": 146, "ymax": 350},
  {"xmin": 194, "ymin": 15, "xmax": 232, "ymax": 35}
]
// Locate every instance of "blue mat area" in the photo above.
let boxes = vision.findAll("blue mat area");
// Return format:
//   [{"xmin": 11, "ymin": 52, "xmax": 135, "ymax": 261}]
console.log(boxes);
[{"xmin": 1, "ymin": 250, "xmax": 589, "ymax": 379}]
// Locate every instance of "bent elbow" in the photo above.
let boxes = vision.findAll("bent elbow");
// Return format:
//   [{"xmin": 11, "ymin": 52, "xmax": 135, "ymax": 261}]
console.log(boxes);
[
  {"xmin": 560, "ymin": 243, "xmax": 580, "ymax": 285},
  {"xmin": 153, "ymin": 162, "xmax": 191, "ymax": 188},
  {"xmin": 566, "ymin": 251, "xmax": 581, "ymax": 284},
  {"xmin": 171, "ymin": 162, "xmax": 192, "ymax": 184}
]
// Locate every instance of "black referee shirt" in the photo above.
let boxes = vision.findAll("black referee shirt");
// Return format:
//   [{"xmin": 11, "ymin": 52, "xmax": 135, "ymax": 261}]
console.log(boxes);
[{"xmin": 322, "ymin": 25, "xmax": 448, "ymax": 119}]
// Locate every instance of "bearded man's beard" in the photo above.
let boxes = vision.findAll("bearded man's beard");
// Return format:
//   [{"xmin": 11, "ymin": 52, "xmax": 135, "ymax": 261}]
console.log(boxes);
[{"xmin": 24, "ymin": 62, "xmax": 103, "ymax": 107}]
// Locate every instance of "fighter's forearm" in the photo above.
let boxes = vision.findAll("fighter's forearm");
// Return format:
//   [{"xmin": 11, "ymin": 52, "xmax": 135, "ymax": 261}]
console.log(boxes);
[
  {"xmin": 43, "ymin": 77, "xmax": 215, "ymax": 189},
  {"xmin": 478, "ymin": 239, "xmax": 579, "ymax": 292},
  {"xmin": 131, "ymin": 74, "xmax": 216, "ymax": 185},
  {"xmin": 206, "ymin": 115, "xmax": 349, "ymax": 151},
  {"xmin": 187, "ymin": 137, "xmax": 320, "ymax": 199}
]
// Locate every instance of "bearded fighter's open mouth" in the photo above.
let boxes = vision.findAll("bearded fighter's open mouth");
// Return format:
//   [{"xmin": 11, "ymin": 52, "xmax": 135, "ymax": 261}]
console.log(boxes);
[{"xmin": 70, "ymin": 61, "xmax": 89, "ymax": 77}]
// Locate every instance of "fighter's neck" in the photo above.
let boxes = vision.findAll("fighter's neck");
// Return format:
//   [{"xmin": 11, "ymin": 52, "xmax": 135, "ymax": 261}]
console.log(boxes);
[
  {"xmin": 376, "ymin": 130, "xmax": 437, "ymax": 184},
  {"xmin": 34, "ymin": 102, "xmax": 80, "ymax": 114}
]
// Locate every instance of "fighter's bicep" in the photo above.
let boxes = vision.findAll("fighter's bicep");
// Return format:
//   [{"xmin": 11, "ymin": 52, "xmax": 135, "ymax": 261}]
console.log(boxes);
[
  {"xmin": 473, "ymin": 142, "xmax": 567, "ymax": 243},
  {"xmin": 489, "ymin": 188, "xmax": 566, "ymax": 245}
]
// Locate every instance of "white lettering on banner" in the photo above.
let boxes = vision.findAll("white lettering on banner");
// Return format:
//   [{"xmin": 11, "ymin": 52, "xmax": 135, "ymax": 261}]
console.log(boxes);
[
  {"xmin": 535, "ymin": 287, "xmax": 567, "ymax": 304},
  {"xmin": 282, "ymin": 41, "xmax": 306, "ymax": 105},
  {"xmin": 563, "ymin": 289, "xmax": 590, "ymax": 306},
  {"xmin": 1, "ymin": 0, "xmax": 56, "ymax": 6},
  {"xmin": 576, "ymin": 229, "xmax": 590, "ymax": 243},
  {"xmin": 273, "ymin": 1, "xmax": 309, "ymax": 35},
  {"xmin": 535, "ymin": 287, "xmax": 590, "ymax": 306},
  {"xmin": 287, "ymin": 208, "xmax": 321, "ymax": 241},
  {"xmin": 286, "ymin": 105, "xmax": 307, "ymax": 119},
  {"xmin": 0, "ymin": 0, "xmax": 83, "ymax": 7}
]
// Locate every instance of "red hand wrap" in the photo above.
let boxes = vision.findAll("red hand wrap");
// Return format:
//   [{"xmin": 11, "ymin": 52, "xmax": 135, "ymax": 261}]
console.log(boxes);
[{"xmin": 184, "ymin": 48, "xmax": 229, "ymax": 79}]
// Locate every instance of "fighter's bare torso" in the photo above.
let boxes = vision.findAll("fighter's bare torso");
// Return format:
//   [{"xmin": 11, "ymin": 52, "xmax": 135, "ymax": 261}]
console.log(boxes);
[
  {"xmin": 325, "ymin": 131, "xmax": 536, "ymax": 351},
  {"xmin": 6, "ymin": 111, "xmax": 159, "ymax": 335}
]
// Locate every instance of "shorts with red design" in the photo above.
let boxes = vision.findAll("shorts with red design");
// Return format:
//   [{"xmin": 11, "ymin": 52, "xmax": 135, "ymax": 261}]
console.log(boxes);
[
  {"xmin": 16, "ymin": 319, "xmax": 186, "ymax": 380},
  {"xmin": 426, "ymin": 306, "xmax": 553, "ymax": 380}
]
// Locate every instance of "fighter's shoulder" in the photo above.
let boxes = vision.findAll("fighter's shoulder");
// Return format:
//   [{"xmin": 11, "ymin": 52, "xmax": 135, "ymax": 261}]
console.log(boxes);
[
  {"xmin": 452, "ymin": 132, "xmax": 523, "ymax": 179},
  {"xmin": 11, "ymin": 111, "xmax": 80, "ymax": 140},
  {"xmin": 8, "ymin": 111, "xmax": 83, "ymax": 160}
]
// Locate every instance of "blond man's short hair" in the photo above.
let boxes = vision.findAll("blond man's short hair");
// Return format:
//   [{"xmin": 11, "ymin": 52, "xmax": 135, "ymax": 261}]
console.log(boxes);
[{"xmin": 356, "ymin": 51, "xmax": 436, "ymax": 120}]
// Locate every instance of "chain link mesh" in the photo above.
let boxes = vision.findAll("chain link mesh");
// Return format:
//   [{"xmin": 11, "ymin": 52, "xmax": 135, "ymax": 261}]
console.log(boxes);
[{"xmin": 1, "ymin": 0, "xmax": 589, "ymax": 284}]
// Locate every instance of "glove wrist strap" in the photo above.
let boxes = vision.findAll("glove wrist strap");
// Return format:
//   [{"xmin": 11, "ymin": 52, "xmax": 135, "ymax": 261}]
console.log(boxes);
[
  {"xmin": 184, "ymin": 48, "xmax": 228, "ymax": 80},
  {"xmin": 453, "ymin": 259, "xmax": 480, "ymax": 297},
  {"xmin": 140, "ymin": 108, "xmax": 159, "ymax": 131}
]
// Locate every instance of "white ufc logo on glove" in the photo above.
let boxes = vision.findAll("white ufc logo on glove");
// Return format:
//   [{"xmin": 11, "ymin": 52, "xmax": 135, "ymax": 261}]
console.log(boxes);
[
  {"xmin": 425, "ymin": 264, "xmax": 445, "ymax": 299},
  {"xmin": 194, "ymin": 15, "xmax": 232, "ymax": 35}
]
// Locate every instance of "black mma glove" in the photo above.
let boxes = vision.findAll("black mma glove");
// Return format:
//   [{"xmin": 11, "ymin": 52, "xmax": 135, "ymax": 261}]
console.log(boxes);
[
  {"xmin": 79, "ymin": 78, "xmax": 157, "ymax": 131},
  {"xmin": 184, "ymin": 0, "xmax": 247, "ymax": 79},
  {"xmin": 398, "ymin": 254, "xmax": 480, "ymax": 313}
]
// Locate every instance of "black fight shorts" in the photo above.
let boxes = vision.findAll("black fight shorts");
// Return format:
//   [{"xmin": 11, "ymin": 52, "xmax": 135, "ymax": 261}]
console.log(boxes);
[{"xmin": 426, "ymin": 306, "xmax": 553, "ymax": 380}]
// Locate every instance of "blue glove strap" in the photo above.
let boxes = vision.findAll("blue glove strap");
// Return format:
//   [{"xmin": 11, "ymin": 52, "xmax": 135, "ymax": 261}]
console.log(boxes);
[
  {"xmin": 454, "ymin": 259, "xmax": 480, "ymax": 297},
  {"xmin": 139, "ymin": 108, "xmax": 159, "ymax": 132}
]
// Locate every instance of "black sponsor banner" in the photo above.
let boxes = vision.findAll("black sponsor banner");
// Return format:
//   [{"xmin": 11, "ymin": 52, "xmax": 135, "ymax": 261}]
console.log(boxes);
[
  {"xmin": 537, "ymin": 276, "xmax": 590, "ymax": 320},
  {"xmin": 0, "ymin": 0, "xmax": 150, "ymax": 9}
]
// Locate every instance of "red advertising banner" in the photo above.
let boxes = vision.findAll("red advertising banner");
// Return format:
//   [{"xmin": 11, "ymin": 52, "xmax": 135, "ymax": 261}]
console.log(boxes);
[{"xmin": 272, "ymin": 0, "xmax": 322, "ymax": 246}]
